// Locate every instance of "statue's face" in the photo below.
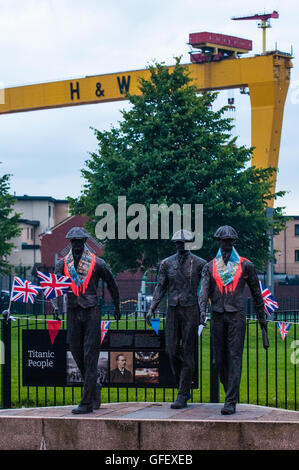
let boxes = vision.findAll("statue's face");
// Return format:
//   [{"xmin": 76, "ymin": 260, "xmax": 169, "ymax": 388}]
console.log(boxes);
[
  {"xmin": 219, "ymin": 238, "xmax": 234, "ymax": 253},
  {"xmin": 70, "ymin": 238, "xmax": 86, "ymax": 256},
  {"xmin": 175, "ymin": 241, "xmax": 187, "ymax": 253}
]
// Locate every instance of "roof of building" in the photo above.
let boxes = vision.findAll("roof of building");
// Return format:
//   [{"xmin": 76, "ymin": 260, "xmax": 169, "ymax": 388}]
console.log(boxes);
[
  {"xmin": 19, "ymin": 219, "xmax": 40, "ymax": 227},
  {"xmin": 39, "ymin": 215, "xmax": 80, "ymax": 237},
  {"xmin": 15, "ymin": 195, "xmax": 68, "ymax": 203}
]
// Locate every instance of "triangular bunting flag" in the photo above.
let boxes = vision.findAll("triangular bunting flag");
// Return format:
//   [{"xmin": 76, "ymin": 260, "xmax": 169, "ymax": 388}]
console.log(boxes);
[
  {"xmin": 47, "ymin": 320, "xmax": 62, "ymax": 344},
  {"xmin": 150, "ymin": 318, "xmax": 160, "ymax": 335},
  {"xmin": 101, "ymin": 321, "xmax": 111, "ymax": 344},
  {"xmin": 277, "ymin": 321, "xmax": 292, "ymax": 341}
]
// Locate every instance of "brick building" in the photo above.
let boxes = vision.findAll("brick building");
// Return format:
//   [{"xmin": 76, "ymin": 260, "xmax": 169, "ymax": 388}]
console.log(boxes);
[
  {"xmin": 40, "ymin": 214, "xmax": 144, "ymax": 301},
  {"xmin": 40, "ymin": 214, "xmax": 103, "ymax": 266},
  {"xmin": 8, "ymin": 195, "xmax": 69, "ymax": 267},
  {"xmin": 274, "ymin": 216, "xmax": 299, "ymax": 275}
]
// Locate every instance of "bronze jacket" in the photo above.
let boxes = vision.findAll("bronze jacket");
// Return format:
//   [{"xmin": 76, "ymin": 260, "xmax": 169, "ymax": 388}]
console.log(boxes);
[
  {"xmin": 54, "ymin": 256, "xmax": 119, "ymax": 309},
  {"xmin": 198, "ymin": 258, "xmax": 265, "ymax": 319},
  {"xmin": 150, "ymin": 252, "xmax": 207, "ymax": 310}
]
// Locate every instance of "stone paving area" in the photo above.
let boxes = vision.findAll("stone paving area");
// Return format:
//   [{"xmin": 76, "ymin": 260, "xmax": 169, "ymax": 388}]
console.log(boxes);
[{"xmin": 0, "ymin": 402, "xmax": 298, "ymax": 421}]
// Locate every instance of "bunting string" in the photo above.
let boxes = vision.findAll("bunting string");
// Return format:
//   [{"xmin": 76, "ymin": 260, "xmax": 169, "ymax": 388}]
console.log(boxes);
[{"xmin": 2, "ymin": 316, "xmax": 299, "ymax": 325}]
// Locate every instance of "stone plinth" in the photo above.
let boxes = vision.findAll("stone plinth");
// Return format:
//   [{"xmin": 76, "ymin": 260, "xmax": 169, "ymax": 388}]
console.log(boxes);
[{"xmin": 0, "ymin": 402, "xmax": 298, "ymax": 450}]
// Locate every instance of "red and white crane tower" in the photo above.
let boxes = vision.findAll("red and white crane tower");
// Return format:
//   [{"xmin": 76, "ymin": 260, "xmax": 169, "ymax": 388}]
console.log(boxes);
[{"xmin": 231, "ymin": 10, "xmax": 279, "ymax": 53}]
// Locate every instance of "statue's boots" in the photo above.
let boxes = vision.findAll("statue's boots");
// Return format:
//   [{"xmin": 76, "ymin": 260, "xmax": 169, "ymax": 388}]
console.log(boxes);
[
  {"xmin": 72, "ymin": 404, "xmax": 93, "ymax": 414},
  {"xmin": 221, "ymin": 402, "xmax": 236, "ymax": 415},
  {"xmin": 170, "ymin": 392, "xmax": 190, "ymax": 409},
  {"xmin": 93, "ymin": 384, "xmax": 102, "ymax": 410}
]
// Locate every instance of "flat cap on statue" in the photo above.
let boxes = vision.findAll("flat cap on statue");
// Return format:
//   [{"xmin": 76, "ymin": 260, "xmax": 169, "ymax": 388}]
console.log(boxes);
[
  {"xmin": 65, "ymin": 226, "xmax": 91, "ymax": 239},
  {"xmin": 171, "ymin": 229, "xmax": 195, "ymax": 242},
  {"xmin": 214, "ymin": 225, "xmax": 238, "ymax": 240}
]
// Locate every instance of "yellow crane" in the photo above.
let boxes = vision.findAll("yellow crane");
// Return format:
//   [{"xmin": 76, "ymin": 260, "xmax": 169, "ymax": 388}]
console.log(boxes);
[{"xmin": 0, "ymin": 30, "xmax": 293, "ymax": 206}]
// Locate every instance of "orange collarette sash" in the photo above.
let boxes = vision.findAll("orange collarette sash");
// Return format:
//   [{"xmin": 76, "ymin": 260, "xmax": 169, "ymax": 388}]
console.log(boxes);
[
  {"xmin": 64, "ymin": 251, "xmax": 96, "ymax": 297},
  {"xmin": 212, "ymin": 256, "xmax": 247, "ymax": 294}
]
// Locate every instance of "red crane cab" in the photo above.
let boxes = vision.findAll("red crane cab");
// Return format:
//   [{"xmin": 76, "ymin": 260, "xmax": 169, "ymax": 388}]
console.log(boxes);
[{"xmin": 188, "ymin": 32, "xmax": 252, "ymax": 63}]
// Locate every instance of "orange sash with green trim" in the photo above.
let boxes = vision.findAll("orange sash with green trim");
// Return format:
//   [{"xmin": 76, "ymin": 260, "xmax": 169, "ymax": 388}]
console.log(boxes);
[
  {"xmin": 212, "ymin": 256, "xmax": 247, "ymax": 294},
  {"xmin": 64, "ymin": 247, "xmax": 96, "ymax": 296}
]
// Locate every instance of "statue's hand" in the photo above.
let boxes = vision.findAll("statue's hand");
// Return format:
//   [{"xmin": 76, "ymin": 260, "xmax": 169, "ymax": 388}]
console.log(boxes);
[
  {"xmin": 199, "ymin": 311, "xmax": 207, "ymax": 327},
  {"xmin": 114, "ymin": 304, "xmax": 121, "ymax": 321},
  {"xmin": 54, "ymin": 309, "xmax": 61, "ymax": 321},
  {"xmin": 146, "ymin": 309, "xmax": 152, "ymax": 326},
  {"xmin": 2, "ymin": 309, "xmax": 9, "ymax": 320}
]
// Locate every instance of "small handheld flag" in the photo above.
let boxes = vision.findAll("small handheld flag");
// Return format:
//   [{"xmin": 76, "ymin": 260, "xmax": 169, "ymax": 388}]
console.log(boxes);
[
  {"xmin": 277, "ymin": 321, "xmax": 292, "ymax": 341},
  {"xmin": 198, "ymin": 323, "xmax": 205, "ymax": 338},
  {"xmin": 259, "ymin": 281, "xmax": 279, "ymax": 318},
  {"xmin": 150, "ymin": 318, "xmax": 160, "ymax": 335},
  {"xmin": 101, "ymin": 321, "xmax": 110, "ymax": 344},
  {"xmin": 10, "ymin": 276, "xmax": 41, "ymax": 304},
  {"xmin": 37, "ymin": 271, "xmax": 72, "ymax": 299}
]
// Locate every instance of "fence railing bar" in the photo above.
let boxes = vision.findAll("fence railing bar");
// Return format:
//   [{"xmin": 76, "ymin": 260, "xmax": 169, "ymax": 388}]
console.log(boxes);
[
  {"xmin": 246, "ymin": 318, "xmax": 250, "ymax": 404},
  {"xmin": 275, "ymin": 324, "xmax": 278, "ymax": 408},
  {"xmin": 294, "ymin": 323, "xmax": 297, "ymax": 411},
  {"xmin": 266, "ymin": 347, "xmax": 269, "ymax": 407},
  {"xmin": 256, "ymin": 320, "xmax": 259, "ymax": 406},
  {"xmin": 26, "ymin": 316, "xmax": 29, "ymax": 405},
  {"xmin": 200, "ymin": 333, "xmax": 203, "ymax": 403},
  {"xmin": 285, "ymin": 333, "xmax": 288, "ymax": 410},
  {"xmin": 17, "ymin": 319, "xmax": 21, "ymax": 405}
]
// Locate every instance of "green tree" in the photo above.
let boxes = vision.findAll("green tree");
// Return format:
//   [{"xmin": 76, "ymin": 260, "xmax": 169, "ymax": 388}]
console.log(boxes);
[
  {"xmin": 0, "ymin": 166, "xmax": 21, "ymax": 274},
  {"xmin": 70, "ymin": 58, "xmax": 286, "ymax": 274}
]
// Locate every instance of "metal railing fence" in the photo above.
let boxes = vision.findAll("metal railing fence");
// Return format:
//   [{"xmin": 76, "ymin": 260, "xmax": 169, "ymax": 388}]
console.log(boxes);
[{"xmin": 0, "ymin": 302, "xmax": 298, "ymax": 411}]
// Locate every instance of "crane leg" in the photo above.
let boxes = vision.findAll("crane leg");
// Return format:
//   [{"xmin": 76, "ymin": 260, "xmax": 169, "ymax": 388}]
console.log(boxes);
[{"xmin": 249, "ymin": 57, "xmax": 291, "ymax": 206}]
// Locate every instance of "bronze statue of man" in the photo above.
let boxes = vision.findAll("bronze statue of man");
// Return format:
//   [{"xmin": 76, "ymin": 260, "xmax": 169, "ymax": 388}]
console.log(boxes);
[
  {"xmin": 199, "ymin": 225, "xmax": 267, "ymax": 415},
  {"xmin": 147, "ymin": 229, "xmax": 206, "ymax": 409},
  {"xmin": 53, "ymin": 227, "xmax": 120, "ymax": 414}
]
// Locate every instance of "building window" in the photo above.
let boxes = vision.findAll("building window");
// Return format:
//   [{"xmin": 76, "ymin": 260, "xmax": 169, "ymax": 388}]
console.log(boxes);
[
  {"xmin": 295, "ymin": 225, "xmax": 299, "ymax": 236},
  {"xmin": 27, "ymin": 227, "xmax": 30, "ymax": 239},
  {"xmin": 31, "ymin": 228, "xmax": 34, "ymax": 240},
  {"xmin": 295, "ymin": 250, "xmax": 299, "ymax": 262}
]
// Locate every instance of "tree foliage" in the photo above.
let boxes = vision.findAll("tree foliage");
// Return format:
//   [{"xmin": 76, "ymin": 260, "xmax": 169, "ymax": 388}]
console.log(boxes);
[
  {"xmin": 70, "ymin": 58, "xmax": 286, "ymax": 274},
  {"xmin": 0, "ymin": 166, "xmax": 21, "ymax": 274}
]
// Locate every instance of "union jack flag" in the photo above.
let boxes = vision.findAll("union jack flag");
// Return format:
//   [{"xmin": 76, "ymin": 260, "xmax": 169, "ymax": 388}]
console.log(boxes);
[
  {"xmin": 11, "ymin": 276, "xmax": 41, "ymax": 304},
  {"xmin": 101, "ymin": 321, "xmax": 110, "ymax": 344},
  {"xmin": 37, "ymin": 271, "xmax": 72, "ymax": 299},
  {"xmin": 277, "ymin": 321, "xmax": 292, "ymax": 340},
  {"xmin": 259, "ymin": 281, "xmax": 279, "ymax": 318}
]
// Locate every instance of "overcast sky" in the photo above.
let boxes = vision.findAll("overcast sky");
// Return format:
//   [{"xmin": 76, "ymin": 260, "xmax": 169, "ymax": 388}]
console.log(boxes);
[{"xmin": 0, "ymin": 0, "xmax": 298, "ymax": 214}]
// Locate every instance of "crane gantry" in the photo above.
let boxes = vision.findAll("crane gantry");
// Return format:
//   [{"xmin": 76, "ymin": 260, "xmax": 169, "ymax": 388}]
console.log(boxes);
[{"xmin": 0, "ymin": 24, "xmax": 293, "ymax": 206}]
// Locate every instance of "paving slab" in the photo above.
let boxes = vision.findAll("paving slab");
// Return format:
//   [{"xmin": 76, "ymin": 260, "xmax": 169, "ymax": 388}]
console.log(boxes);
[{"xmin": 0, "ymin": 402, "xmax": 298, "ymax": 450}]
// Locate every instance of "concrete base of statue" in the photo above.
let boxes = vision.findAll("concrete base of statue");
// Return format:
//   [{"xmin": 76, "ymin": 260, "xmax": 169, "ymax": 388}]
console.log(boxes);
[{"xmin": 0, "ymin": 402, "xmax": 298, "ymax": 450}]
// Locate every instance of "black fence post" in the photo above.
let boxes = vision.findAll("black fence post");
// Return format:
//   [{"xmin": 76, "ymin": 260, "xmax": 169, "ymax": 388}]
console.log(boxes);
[
  {"xmin": 1, "ymin": 319, "xmax": 11, "ymax": 409},
  {"xmin": 247, "ymin": 297, "xmax": 252, "ymax": 318},
  {"xmin": 210, "ymin": 328, "xmax": 219, "ymax": 403}
]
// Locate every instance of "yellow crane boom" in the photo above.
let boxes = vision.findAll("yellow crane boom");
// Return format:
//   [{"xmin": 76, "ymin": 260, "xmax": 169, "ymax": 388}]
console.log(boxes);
[{"xmin": 0, "ymin": 52, "xmax": 292, "ymax": 205}]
